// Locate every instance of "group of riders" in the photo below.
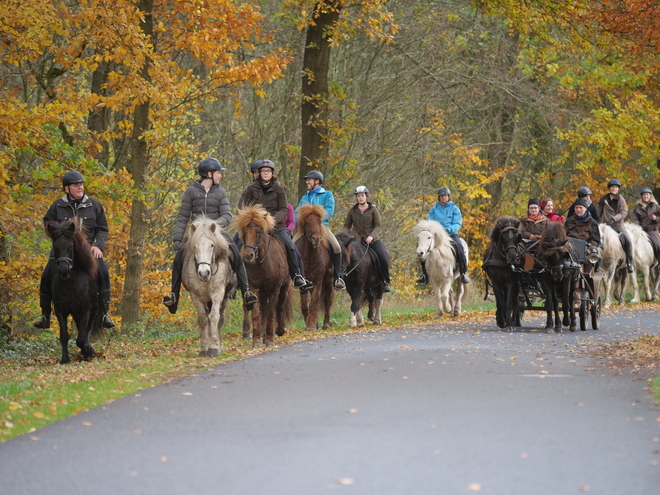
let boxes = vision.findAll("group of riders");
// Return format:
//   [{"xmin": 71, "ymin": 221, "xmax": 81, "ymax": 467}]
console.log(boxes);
[
  {"xmin": 517, "ymin": 179, "xmax": 660, "ymax": 270},
  {"xmin": 32, "ymin": 164, "xmax": 659, "ymax": 328}
]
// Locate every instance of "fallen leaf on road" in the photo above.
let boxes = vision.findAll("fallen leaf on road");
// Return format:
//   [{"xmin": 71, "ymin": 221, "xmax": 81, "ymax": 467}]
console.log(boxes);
[
  {"xmin": 337, "ymin": 478, "xmax": 355, "ymax": 485},
  {"xmin": 81, "ymin": 421, "xmax": 92, "ymax": 426},
  {"xmin": 579, "ymin": 486, "xmax": 590, "ymax": 492},
  {"xmin": 182, "ymin": 392, "xmax": 193, "ymax": 396},
  {"xmin": 467, "ymin": 483, "xmax": 482, "ymax": 491},
  {"xmin": 348, "ymin": 409, "xmax": 358, "ymax": 413}
]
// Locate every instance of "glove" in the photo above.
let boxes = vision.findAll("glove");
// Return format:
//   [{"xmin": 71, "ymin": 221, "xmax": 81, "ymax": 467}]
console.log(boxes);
[
  {"xmin": 173, "ymin": 240, "xmax": 181, "ymax": 252},
  {"xmin": 607, "ymin": 218, "xmax": 615, "ymax": 226}
]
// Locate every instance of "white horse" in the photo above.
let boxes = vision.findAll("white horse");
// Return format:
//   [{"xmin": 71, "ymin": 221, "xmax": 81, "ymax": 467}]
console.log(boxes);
[
  {"xmin": 414, "ymin": 220, "xmax": 468, "ymax": 317},
  {"xmin": 181, "ymin": 216, "xmax": 235, "ymax": 357},
  {"xmin": 626, "ymin": 222, "xmax": 660, "ymax": 302},
  {"xmin": 598, "ymin": 223, "xmax": 628, "ymax": 309}
]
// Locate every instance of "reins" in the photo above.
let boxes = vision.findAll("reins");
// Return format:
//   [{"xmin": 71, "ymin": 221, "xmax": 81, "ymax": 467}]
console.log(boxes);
[{"xmin": 344, "ymin": 241, "xmax": 371, "ymax": 276}]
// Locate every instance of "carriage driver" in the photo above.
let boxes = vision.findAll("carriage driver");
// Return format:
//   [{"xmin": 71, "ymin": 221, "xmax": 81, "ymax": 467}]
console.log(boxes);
[
  {"xmin": 567, "ymin": 186, "xmax": 600, "ymax": 222},
  {"xmin": 632, "ymin": 187, "xmax": 660, "ymax": 263},
  {"xmin": 565, "ymin": 198, "xmax": 601, "ymax": 264},
  {"xmin": 417, "ymin": 186, "xmax": 470, "ymax": 285},
  {"xmin": 162, "ymin": 158, "xmax": 257, "ymax": 313},
  {"xmin": 597, "ymin": 178, "xmax": 634, "ymax": 273},
  {"xmin": 33, "ymin": 171, "xmax": 115, "ymax": 329},
  {"xmin": 343, "ymin": 186, "xmax": 391, "ymax": 292},
  {"xmin": 241, "ymin": 160, "xmax": 313, "ymax": 292},
  {"xmin": 294, "ymin": 171, "xmax": 346, "ymax": 290}
]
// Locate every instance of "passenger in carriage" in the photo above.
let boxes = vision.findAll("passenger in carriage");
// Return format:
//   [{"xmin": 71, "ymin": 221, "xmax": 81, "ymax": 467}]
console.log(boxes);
[
  {"xmin": 416, "ymin": 186, "xmax": 470, "ymax": 285},
  {"xmin": 597, "ymin": 178, "xmax": 634, "ymax": 273},
  {"xmin": 343, "ymin": 186, "xmax": 391, "ymax": 292},
  {"xmin": 632, "ymin": 187, "xmax": 660, "ymax": 262},
  {"xmin": 567, "ymin": 186, "xmax": 600, "ymax": 222},
  {"xmin": 540, "ymin": 198, "xmax": 565, "ymax": 223},
  {"xmin": 519, "ymin": 198, "xmax": 549, "ymax": 242},
  {"xmin": 565, "ymin": 198, "xmax": 601, "ymax": 263}
]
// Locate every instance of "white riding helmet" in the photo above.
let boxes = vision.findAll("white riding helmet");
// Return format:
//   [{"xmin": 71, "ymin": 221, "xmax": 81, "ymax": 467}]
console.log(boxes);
[{"xmin": 354, "ymin": 186, "xmax": 369, "ymax": 195}]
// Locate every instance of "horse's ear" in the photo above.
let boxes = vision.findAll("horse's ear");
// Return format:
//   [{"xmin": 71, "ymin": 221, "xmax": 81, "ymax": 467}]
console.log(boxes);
[
  {"xmin": 45, "ymin": 222, "xmax": 55, "ymax": 238},
  {"xmin": 559, "ymin": 239, "xmax": 568, "ymax": 247},
  {"xmin": 209, "ymin": 222, "xmax": 216, "ymax": 233},
  {"xmin": 190, "ymin": 224, "xmax": 197, "ymax": 235}
]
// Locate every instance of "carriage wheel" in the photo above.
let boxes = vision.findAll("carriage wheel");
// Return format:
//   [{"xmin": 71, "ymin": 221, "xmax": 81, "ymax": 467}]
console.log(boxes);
[
  {"xmin": 579, "ymin": 291, "xmax": 590, "ymax": 332},
  {"xmin": 591, "ymin": 297, "xmax": 601, "ymax": 330}
]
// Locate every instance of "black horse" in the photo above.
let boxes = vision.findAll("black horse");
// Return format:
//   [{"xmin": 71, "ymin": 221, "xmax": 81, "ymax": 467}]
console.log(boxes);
[
  {"xmin": 336, "ymin": 231, "xmax": 387, "ymax": 327},
  {"xmin": 46, "ymin": 220, "xmax": 104, "ymax": 364},
  {"xmin": 482, "ymin": 216, "xmax": 523, "ymax": 330},
  {"xmin": 536, "ymin": 222, "xmax": 580, "ymax": 333}
]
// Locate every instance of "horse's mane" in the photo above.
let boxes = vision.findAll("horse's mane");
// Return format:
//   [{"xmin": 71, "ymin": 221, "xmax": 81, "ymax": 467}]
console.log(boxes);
[
  {"xmin": 599, "ymin": 223, "xmax": 625, "ymax": 260},
  {"xmin": 297, "ymin": 204, "xmax": 328, "ymax": 246},
  {"xmin": 236, "ymin": 205, "xmax": 276, "ymax": 240},
  {"xmin": 490, "ymin": 216, "xmax": 520, "ymax": 243},
  {"xmin": 189, "ymin": 215, "xmax": 229, "ymax": 259},
  {"xmin": 47, "ymin": 219, "xmax": 98, "ymax": 279},
  {"xmin": 413, "ymin": 220, "xmax": 454, "ymax": 261},
  {"xmin": 538, "ymin": 222, "xmax": 567, "ymax": 255}
]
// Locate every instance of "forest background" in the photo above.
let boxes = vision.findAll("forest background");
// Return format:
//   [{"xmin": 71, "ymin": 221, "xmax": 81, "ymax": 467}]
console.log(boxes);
[{"xmin": 1, "ymin": 0, "xmax": 660, "ymax": 333}]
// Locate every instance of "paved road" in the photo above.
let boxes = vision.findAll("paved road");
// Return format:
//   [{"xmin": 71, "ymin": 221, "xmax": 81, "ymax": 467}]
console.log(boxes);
[{"xmin": 2, "ymin": 309, "xmax": 660, "ymax": 495}]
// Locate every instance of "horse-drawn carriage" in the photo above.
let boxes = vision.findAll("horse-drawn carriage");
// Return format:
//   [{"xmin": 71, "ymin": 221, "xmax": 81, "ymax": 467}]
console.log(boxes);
[{"xmin": 484, "ymin": 217, "xmax": 602, "ymax": 332}]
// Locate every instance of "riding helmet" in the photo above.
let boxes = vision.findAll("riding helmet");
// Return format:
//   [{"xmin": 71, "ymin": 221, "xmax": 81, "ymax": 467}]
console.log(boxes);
[
  {"xmin": 437, "ymin": 186, "xmax": 451, "ymax": 196},
  {"xmin": 257, "ymin": 159, "xmax": 275, "ymax": 172},
  {"xmin": 250, "ymin": 160, "xmax": 262, "ymax": 173},
  {"xmin": 640, "ymin": 187, "xmax": 653, "ymax": 195},
  {"xmin": 577, "ymin": 186, "xmax": 592, "ymax": 198},
  {"xmin": 304, "ymin": 170, "xmax": 324, "ymax": 184},
  {"xmin": 198, "ymin": 158, "xmax": 226, "ymax": 176},
  {"xmin": 607, "ymin": 178, "xmax": 622, "ymax": 188},
  {"xmin": 62, "ymin": 171, "xmax": 85, "ymax": 187},
  {"xmin": 354, "ymin": 185, "xmax": 369, "ymax": 195}
]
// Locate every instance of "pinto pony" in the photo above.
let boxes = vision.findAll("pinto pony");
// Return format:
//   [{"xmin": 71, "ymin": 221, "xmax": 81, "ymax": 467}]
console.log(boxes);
[
  {"xmin": 536, "ymin": 222, "xmax": 579, "ymax": 332},
  {"xmin": 482, "ymin": 216, "xmax": 522, "ymax": 330},
  {"xmin": 295, "ymin": 204, "xmax": 334, "ymax": 332},
  {"xmin": 413, "ymin": 220, "xmax": 468, "ymax": 317},
  {"xmin": 46, "ymin": 219, "xmax": 103, "ymax": 364},
  {"xmin": 237, "ymin": 205, "xmax": 293, "ymax": 347},
  {"xmin": 181, "ymin": 216, "xmax": 235, "ymax": 357}
]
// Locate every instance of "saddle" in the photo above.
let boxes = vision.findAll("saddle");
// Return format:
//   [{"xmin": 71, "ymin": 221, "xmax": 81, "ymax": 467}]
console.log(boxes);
[{"xmin": 360, "ymin": 239, "xmax": 381, "ymax": 271}]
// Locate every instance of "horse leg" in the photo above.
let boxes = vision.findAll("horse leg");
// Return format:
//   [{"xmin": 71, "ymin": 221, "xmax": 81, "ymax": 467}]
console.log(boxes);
[
  {"xmin": 348, "ymin": 286, "xmax": 361, "ymax": 327},
  {"xmin": 242, "ymin": 305, "xmax": 252, "ymax": 340},
  {"xmin": 252, "ymin": 296, "xmax": 264, "ymax": 348},
  {"xmin": 602, "ymin": 268, "xmax": 614, "ymax": 309},
  {"xmin": 308, "ymin": 286, "xmax": 320, "ymax": 332},
  {"xmin": 57, "ymin": 312, "xmax": 70, "ymax": 365},
  {"xmin": 542, "ymin": 282, "xmax": 554, "ymax": 332},
  {"xmin": 301, "ymin": 290, "xmax": 312, "ymax": 331},
  {"xmin": 321, "ymin": 279, "xmax": 333, "ymax": 330},
  {"xmin": 642, "ymin": 265, "xmax": 652, "ymax": 302},
  {"xmin": 372, "ymin": 298, "xmax": 383, "ymax": 325},
  {"xmin": 275, "ymin": 284, "xmax": 289, "ymax": 337},
  {"xmin": 191, "ymin": 299, "xmax": 210, "ymax": 356},
  {"xmin": 206, "ymin": 292, "xmax": 225, "ymax": 357},
  {"xmin": 552, "ymin": 286, "xmax": 562, "ymax": 333},
  {"xmin": 75, "ymin": 312, "xmax": 96, "ymax": 361},
  {"xmin": 451, "ymin": 280, "xmax": 464, "ymax": 317},
  {"xmin": 264, "ymin": 296, "xmax": 276, "ymax": 347},
  {"xmin": 630, "ymin": 265, "xmax": 641, "ymax": 303},
  {"xmin": 614, "ymin": 269, "xmax": 627, "ymax": 305}
]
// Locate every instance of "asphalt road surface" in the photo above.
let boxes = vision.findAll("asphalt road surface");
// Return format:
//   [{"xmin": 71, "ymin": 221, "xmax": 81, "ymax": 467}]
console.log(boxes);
[{"xmin": 2, "ymin": 308, "xmax": 660, "ymax": 495}]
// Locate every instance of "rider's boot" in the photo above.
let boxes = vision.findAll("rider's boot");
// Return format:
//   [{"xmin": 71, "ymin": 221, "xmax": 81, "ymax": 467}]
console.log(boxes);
[
  {"xmin": 33, "ymin": 292, "xmax": 51, "ymax": 329},
  {"xmin": 331, "ymin": 251, "xmax": 345, "ymax": 290},
  {"xmin": 163, "ymin": 291, "xmax": 179, "ymax": 314},
  {"xmin": 101, "ymin": 289, "xmax": 116, "ymax": 328}
]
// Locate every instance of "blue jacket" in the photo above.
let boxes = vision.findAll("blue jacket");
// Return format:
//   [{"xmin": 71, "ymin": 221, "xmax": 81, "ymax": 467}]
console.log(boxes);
[
  {"xmin": 295, "ymin": 187, "xmax": 335, "ymax": 227},
  {"xmin": 427, "ymin": 201, "xmax": 462, "ymax": 235}
]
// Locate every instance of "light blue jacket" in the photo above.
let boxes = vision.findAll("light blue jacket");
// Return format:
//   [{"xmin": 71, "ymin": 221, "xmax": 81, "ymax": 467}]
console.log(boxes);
[
  {"xmin": 295, "ymin": 186, "xmax": 335, "ymax": 227},
  {"xmin": 428, "ymin": 200, "xmax": 462, "ymax": 235}
]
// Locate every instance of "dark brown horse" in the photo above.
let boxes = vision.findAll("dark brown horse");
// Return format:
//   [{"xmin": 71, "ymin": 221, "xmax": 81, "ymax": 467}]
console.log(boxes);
[
  {"xmin": 237, "ymin": 205, "xmax": 293, "ymax": 347},
  {"xmin": 295, "ymin": 204, "xmax": 334, "ymax": 332},
  {"xmin": 46, "ymin": 219, "xmax": 104, "ymax": 364}
]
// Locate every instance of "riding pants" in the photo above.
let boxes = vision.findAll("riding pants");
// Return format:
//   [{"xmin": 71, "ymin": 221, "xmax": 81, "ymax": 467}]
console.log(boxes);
[
  {"xmin": 613, "ymin": 225, "xmax": 634, "ymax": 267},
  {"xmin": 272, "ymin": 229, "xmax": 306, "ymax": 280},
  {"xmin": 368, "ymin": 239, "xmax": 391, "ymax": 285},
  {"xmin": 449, "ymin": 234, "xmax": 468, "ymax": 275}
]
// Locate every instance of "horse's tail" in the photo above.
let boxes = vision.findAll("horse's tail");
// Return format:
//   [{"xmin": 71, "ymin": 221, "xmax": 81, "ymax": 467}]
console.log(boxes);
[
  {"xmin": 91, "ymin": 290, "xmax": 106, "ymax": 338},
  {"xmin": 282, "ymin": 284, "xmax": 295, "ymax": 326}
]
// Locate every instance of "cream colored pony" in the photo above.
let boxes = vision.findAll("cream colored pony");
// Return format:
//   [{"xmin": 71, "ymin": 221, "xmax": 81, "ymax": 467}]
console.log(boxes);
[
  {"xmin": 626, "ymin": 222, "xmax": 660, "ymax": 302},
  {"xmin": 414, "ymin": 220, "xmax": 468, "ymax": 317},
  {"xmin": 598, "ymin": 223, "xmax": 628, "ymax": 309}
]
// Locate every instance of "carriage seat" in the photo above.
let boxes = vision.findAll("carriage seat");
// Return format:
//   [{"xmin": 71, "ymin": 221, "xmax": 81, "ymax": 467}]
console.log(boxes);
[{"xmin": 567, "ymin": 237, "xmax": 599, "ymax": 265}]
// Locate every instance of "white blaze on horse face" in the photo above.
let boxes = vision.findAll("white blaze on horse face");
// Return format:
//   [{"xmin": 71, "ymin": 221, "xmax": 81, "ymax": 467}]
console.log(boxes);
[
  {"xmin": 195, "ymin": 234, "xmax": 215, "ymax": 282},
  {"xmin": 416, "ymin": 231, "xmax": 435, "ymax": 260}
]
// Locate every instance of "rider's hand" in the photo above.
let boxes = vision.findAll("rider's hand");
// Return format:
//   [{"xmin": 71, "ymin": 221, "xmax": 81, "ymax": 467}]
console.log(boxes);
[
  {"xmin": 366, "ymin": 236, "xmax": 373, "ymax": 244},
  {"xmin": 173, "ymin": 240, "xmax": 181, "ymax": 252},
  {"xmin": 91, "ymin": 246, "xmax": 103, "ymax": 259},
  {"xmin": 607, "ymin": 218, "xmax": 615, "ymax": 225}
]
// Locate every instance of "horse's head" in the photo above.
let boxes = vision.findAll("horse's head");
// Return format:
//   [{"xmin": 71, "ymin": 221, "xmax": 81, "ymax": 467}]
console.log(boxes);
[
  {"xmin": 539, "ymin": 223, "xmax": 569, "ymax": 281},
  {"xmin": 297, "ymin": 204, "xmax": 327, "ymax": 249},
  {"xmin": 47, "ymin": 221, "xmax": 77, "ymax": 280},
  {"xmin": 237, "ymin": 205, "xmax": 275, "ymax": 264},
  {"xmin": 493, "ymin": 216, "xmax": 522, "ymax": 264},
  {"xmin": 189, "ymin": 217, "xmax": 227, "ymax": 282},
  {"xmin": 415, "ymin": 230, "xmax": 435, "ymax": 261}
]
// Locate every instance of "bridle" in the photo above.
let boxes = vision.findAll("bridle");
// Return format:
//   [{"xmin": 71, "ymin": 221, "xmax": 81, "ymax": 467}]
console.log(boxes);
[
  {"xmin": 194, "ymin": 247, "xmax": 218, "ymax": 276},
  {"xmin": 243, "ymin": 224, "xmax": 271, "ymax": 263},
  {"xmin": 417, "ymin": 230, "xmax": 435, "ymax": 260},
  {"xmin": 304, "ymin": 219, "xmax": 322, "ymax": 247}
]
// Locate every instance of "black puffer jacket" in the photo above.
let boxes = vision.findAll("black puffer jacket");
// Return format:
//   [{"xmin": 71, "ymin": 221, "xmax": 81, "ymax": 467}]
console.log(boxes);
[
  {"xmin": 241, "ymin": 180, "xmax": 288, "ymax": 232},
  {"xmin": 44, "ymin": 195, "xmax": 108, "ymax": 252},
  {"xmin": 173, "ymin": 180, "xmax": 232, "ymax": 242}
]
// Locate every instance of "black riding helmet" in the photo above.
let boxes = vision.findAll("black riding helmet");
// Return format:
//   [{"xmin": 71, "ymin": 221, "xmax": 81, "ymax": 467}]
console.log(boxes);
[
  {"xmin": 641, "ymin": 187, "xmax": 653, "ymax": 195},
  {"xmin": 437, "ymin": 186, "xmax": 451, "ymax": 196},
  {"xmin": 577, "ymin": 186, "xmax": 592, "ymax": 198},
  {"xmin": 304, "ymin": 170, "xmax": 324, "ymax": 184},
  {"xmin": 257, "ymin": 159, "xmax": 275, "ymax": 172},
  {"xmin": 62, "ymin": 171, "xmax": 85, "ymax": 187},
  {"xmin": 607, "ymin": 178, "xmax": 622, "ymax": 188},
  {"xmin": 198, "ymin": 158, "xmax": 226, "ymax": 177}
]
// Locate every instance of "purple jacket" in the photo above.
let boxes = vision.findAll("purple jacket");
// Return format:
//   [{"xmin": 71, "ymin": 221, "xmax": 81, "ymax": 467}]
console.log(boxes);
[{"xmin": 285, "ymin": 204, "xmax": 295, "ymax": 232}]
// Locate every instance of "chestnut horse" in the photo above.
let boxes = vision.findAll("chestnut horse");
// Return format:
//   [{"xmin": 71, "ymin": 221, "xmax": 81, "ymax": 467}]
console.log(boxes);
[
  {"xmin": 237, "ymin": 205, "xmax": 293, "ymax": 347},
  {"xmin": 295, "ymin": 205, "xmax": 334, "ymax": 332}
]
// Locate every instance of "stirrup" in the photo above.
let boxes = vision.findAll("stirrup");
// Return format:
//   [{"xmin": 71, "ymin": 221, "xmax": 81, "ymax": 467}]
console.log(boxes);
[
  {"xmin": 416, "ymin": 276, "xmax": 427, "ymax": 285},
  {"xmin": 33, "ymin": 315, "xmax": 50, "ymax": 329},
  {"xmin": 334, "ymin": 278, "xmax": 346, "ymax": 290},
  {"xmin": 102, "ymin": 314, "xmax": 115, "ymax": 329},
  {"xmin": 383, "ymin": 283, "xmax": 391, "ymax": 293},
  {"xmin": 243, "ymin": 291, "xmax": 257, "ymax": 310},
  {"xmin": 460, "ymin": 274, "xmax": 471, "ymax": 284},
  {"xmin": 162, "ymin": 293, "xmax": 177, "ymax": 306}
]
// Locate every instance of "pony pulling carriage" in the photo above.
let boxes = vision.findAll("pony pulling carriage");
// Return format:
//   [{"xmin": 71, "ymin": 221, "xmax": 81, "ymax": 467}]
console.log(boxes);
[{"xmin": 484, "ymin": 219, "xmax": 602, "ymax": 332}]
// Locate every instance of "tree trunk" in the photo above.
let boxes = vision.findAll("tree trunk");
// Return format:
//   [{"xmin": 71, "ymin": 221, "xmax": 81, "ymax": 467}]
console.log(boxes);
[
  {"xmin": 297, "ymin": 2, "xmax": 342, "ymax": 198},
  {"xmin": 120, "ymin": 0, "xmax": 153, "ymax": 326},
  {"xmin": 88, "ymin": 57, "xmax": 111, "ymax": 166}
]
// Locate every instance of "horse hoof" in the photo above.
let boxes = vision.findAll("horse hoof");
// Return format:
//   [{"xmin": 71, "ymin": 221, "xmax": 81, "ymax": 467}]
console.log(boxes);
[
  {"xmin": 554, "ymin": 327, "xmax": 562, "ymax": 333},
  {"xmin": 253, "ymin": 342, "xmax": 263, "ymax": 348},
  {"xmin": 306, "ymin": 327, "xmax": 317, "ymax": 332},
  {"xmin": 545, "ymin": 327, "xmax": 553, "ymax": 333},
  {"xmin": 198, "ymin": 350, "xmax": 208, "ymax": 357},
  {"xmin": 372, "ymin": 320, "xmax": 381, "ymax": 325},
  {"xmin": 322, "ymin": 324, "xmax": 330, "ymax": 330},
  {"xmin": 265, "ymin": 341, "xmax": 275, "ymax": 347},
  {"xmin": 570, "ymin": 325, "xmax": 577, "ymax": 332},
  {"xmin": 242, "ymin": 334, "xmax": 251, "ymax": 341},
  {"xmin": 206, "ymin": 348, "xmax": 220, "ymax": 357}
]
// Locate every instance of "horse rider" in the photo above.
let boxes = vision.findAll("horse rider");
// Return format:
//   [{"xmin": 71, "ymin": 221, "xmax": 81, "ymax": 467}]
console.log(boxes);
[
  {"xmin": 519, "ymin": 198, "xmax": 549, "ymax": 243},
  {"xmin": 565, "ymin": 198, "xmax": 601, "ymax": 264},
  {"xmin": 567, "ymin": 186, "xmax": 600, "ymax": 222},
  {"xmin": 241, "ymin": 160, "xmax": 313, "ymax": 292},
  {"xmin": 632, "ymin": 187, "xmax": 660, "ymax": 262},
  {"xmin": 162, "ymin": 158, "xmax": 257, "ymax": 313},
  {"xmin": 33, "ymin": 171, "xmax": 115, "ymax": 329},
  {"xmin": 597, "ymin": 178, "xmax": 634, "ymax": 273},
  {"xmin": 540, "ymin": 198, "xmax": 565, "ymax": 223},
  {"xmin": 294, "ymin": 170, "xmax": 346, "ymax": 290},
  {"xmin": 342, "ymin": 185, "xmax": 391, "ymax": 292},
  {"xmin": 417, "ymin": 186, "xmax": 470, "ymax": 285}
]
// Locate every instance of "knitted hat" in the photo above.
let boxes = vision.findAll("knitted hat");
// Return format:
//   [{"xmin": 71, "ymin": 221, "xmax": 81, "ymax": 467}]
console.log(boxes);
[
  {"xmin": 574, "ymin": 198, "xmax": 588, "ymax": 208},
  {"xmin": 528, "ymin": 198, "xmax": 540, "ymax": 207}
]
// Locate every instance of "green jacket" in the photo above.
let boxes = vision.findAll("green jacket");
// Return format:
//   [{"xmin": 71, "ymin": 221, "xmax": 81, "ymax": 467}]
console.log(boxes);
[{"xmin": 343, "ymin": 202, "xmax": 382, "ymax": 241}]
